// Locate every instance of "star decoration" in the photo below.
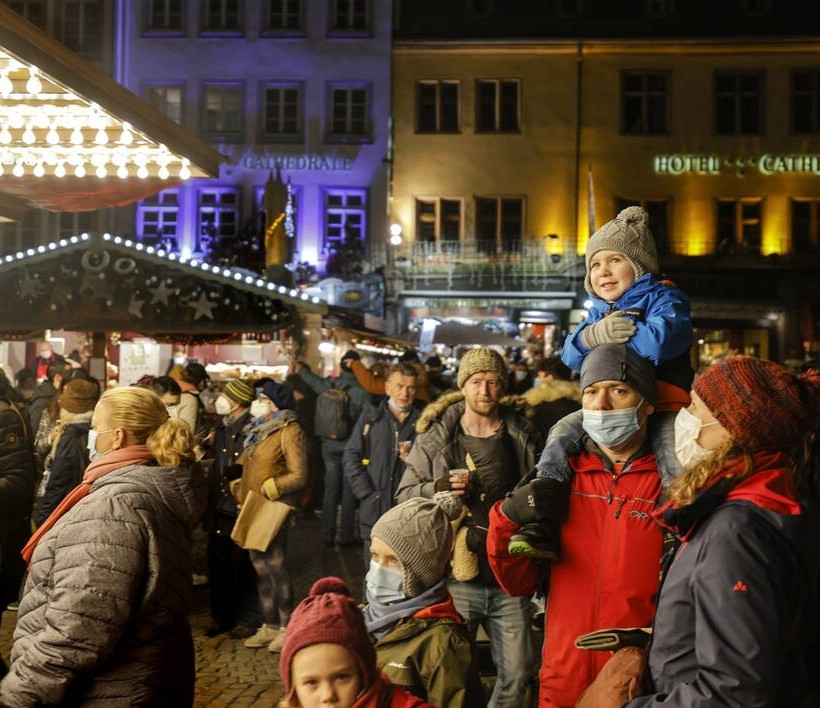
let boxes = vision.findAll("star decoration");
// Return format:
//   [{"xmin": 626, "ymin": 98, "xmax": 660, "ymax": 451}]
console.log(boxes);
[
  {"xmin": 189, "ymin": 292, "xmax": 216, "ymax": 320},
  {"xmin": 80, "ymin": 272, "xmax": 108, "ymax": 300},
  {"xmin": 18, "ymin": 272, "xmax": 46, "ymax": 299},
  {"xmin": 127, "ymin": 294, "xmax": 146, "ymax": 319},
  {"xmin": 148, "ymin": 282, "xmax": 175, "ymax": 306}
]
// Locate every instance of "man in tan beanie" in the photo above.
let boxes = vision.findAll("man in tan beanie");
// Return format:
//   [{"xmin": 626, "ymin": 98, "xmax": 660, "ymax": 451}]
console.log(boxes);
[{"xmin": 396, "ymin": 347, "xmax": 542, "ymax": 707}]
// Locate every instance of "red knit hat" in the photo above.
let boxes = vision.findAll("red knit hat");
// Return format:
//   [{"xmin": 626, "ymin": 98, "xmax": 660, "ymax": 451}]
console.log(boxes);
[
  {"xmin": 279, "ymin": 577, "xmax": 377, "ymax": 695},
  {"xmin": 693, "ymin": 356, "xmax": 820, "ymax": 451}
]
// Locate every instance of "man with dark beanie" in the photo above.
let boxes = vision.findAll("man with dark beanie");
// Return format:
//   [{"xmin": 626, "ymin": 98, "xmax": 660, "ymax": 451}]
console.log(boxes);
[
  {"xmin": 487, "ymin": 343, "xmax": 665, "ymax": 707},
  {"xmin": 296, "ymin": 352, "xmax": 368, "ymax": 547},
  {"xmin": 203, "ymin": 378, "xmax": 260, "ymax": 638},
  {"xmin": 363, "ymin": 496, "xmax": 485, "ymax": 707}
]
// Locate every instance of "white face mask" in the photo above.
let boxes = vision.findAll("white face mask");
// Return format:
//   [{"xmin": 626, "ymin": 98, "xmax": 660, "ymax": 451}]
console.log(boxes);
[
  {"xmin": 515, "ymin": 370, "xmax": 528, "ymax": 381},
  {"xmin": 674, "ymin": 407, "xmax": 720, "ymax": 468},
  {"xmin": 40, "ymin": 349, "xmax": 52, "ymax": 360},
  {"xmin": 87, "ymin": 428, "xmax": 113, "ymax": 462},
  {"xmin": 250, "ymin": 399, "xmax": 273, "ymax": 419},
  {"xmin": 215, "ymin": 396, "xmax": 235, "ymax": 416},
  {"xmin": 165, "ymin": 405, "xmax": 179, "ymax": 419},
  {"xmin": 173, "ymin": 355, "xmax": 186, "ymax": 365}
]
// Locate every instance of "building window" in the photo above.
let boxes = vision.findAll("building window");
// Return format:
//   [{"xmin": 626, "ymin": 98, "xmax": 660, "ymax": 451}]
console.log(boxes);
[
  {"xmin": 327, "ymin": 84, "xmax": 370, "ymax": 142},
  {"xmin": 716, "ymin": 199, "xmax": 762, "ymax": 255},
  {"xmin": 198, "ymin": 187, "xmax": 240, "ymax": 253},
  {"xmin": 475, "ymin": 197, "xmax": 524, "ymax": 253},
  {"xmin": 791, "ymin": 199, "xmax": 820, "ymax": 253},
  {"xmin": 59, "ymin": 210, "xmax": 98, "ymax": 238},
  {"xmin": 329, "ymin": 0, "xmax": 370, "ymax": 33},
  {"xmin": 202, "ymin": 0, "xmax": 242, "ymax": 33},
  {"xmin": 137, "ymin": 189, "xmax": 180, "ymax": 250},
  {"xmin": 621, "ymin": 72, "xmax": 668, "ymax": 134},
  {"xmin": 145, "ymin": 84, "xmax": 184, "ymax": 124},
  {"xmin": 645, "ymin": 0, "xmax": 674, "ymax": 16},
  {"xmin": 476, "ymin": 79, "xmax": 520, "ymax": 133},
  {"xmin": 555, "ymin": 0, "xmax": 581, "ymax": 17},
  {"xmin": 202, "ymin": 83, "xmax": 243, "ymax": 141},
  {"xmin": 263, "ymin": 0, "xmax": 302, "ymax": 32},
  {"xmin": 261, "ymin": 83, "xmax": 302, "ymax": 141},
  {"xmin": 415, "ymin": 198, "xmax": 462, "ymax": 243},
  {"xmin": 4, "ymin": 1, "xmax": 46, "ymax": 30},
  {"xmin": 323, "ymin": 189, "xmax": 367, "ymax": 250},
  {"xmin": 715, "ymin": 72, "xmax": 762, "ymax": 135},
  {"xmin": 146, "ymin": 0, "xmax": 184, "ymax": 32},
  {"xmin": 416, "ymin": 81, "xmax": 459, "ymax": 133},
  {"xmin": 614, "ymin": 198, "xmax": 670, "ymax": 255},
  {"xmin": 60, "ymin": 0, "xmax": 101, "ymax": 57},
  {"xmin": 792, "ymin": 71, "xmax": 820, "ymax": 134}
]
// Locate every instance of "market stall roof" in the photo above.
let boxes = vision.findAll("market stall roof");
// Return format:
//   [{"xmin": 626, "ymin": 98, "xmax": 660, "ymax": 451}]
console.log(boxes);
[
  {"xmin": 0, "ymin": 233, "xmax": 326, "ymax": 339},
  {"xmin": 0, "ymin": 5, "xmax": 224, "ymax": 214}
]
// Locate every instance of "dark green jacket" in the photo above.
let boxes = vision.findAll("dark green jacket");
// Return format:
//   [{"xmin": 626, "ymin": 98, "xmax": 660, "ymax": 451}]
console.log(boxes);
[{"xmin": 374, "ymin": 599, "xmax": 486, "ymax": 708}]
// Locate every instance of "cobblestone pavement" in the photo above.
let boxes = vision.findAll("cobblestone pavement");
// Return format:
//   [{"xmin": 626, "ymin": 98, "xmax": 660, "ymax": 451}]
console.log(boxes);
[{"xmin": 1, "ymin": 515, "xmax": 367, "ymax": 708}]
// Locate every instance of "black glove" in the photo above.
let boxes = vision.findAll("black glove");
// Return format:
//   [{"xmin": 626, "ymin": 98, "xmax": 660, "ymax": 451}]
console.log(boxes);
[
  {"xmin": 465, "ymin": 520, "xmax": 488, "ymax": 555},
  {"xmin": 501, "ymin": 478, "xmax": 571, "ymax": 527}
]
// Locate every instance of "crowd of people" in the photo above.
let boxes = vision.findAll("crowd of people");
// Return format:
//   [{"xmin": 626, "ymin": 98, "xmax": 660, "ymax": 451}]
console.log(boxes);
[{"xmin": 0, "ymin": 206, "xmax": 817, "ymax": 706}]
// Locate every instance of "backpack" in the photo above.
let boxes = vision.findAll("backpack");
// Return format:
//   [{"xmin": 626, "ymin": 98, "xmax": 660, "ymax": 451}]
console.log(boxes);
[{"xmin": 314, "ymin": 384, "xmax": 352, "ymax": 440}]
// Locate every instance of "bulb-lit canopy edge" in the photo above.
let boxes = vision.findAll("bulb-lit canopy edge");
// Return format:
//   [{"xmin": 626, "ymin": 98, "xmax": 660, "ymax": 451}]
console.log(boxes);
[{"xmin": 0, "ymin": 4, "xmax": 225, "ymax": 214}]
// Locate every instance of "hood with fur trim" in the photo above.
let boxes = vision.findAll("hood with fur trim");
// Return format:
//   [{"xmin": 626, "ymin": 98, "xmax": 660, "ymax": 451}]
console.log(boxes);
[
  {"xmin": 522, "ymin": 379, "xmax": 581, "ymax": 407},
  {"xmin": 415, "ymin": 390, "xmax": 532, "ymax": 434}
]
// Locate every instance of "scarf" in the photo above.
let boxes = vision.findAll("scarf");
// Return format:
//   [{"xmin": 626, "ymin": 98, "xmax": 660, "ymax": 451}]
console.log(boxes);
[
  {"xmin": 243, "ymin": 409, "xmax": 296, "ymax": 449},
  {"xmin": 362, "ymin": 578, "xmax": 448, "ymax": 639},
  {"xmin": 22, "ymin": 445, "xmax": 154, "ymax": 563}
]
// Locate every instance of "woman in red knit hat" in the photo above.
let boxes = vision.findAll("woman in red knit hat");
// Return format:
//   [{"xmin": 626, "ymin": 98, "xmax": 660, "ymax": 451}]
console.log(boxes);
[
  {"xmin": 279, "ymin": 577, "xmax": 433, "ymax": 708},
  {"xmin": 580, "ymin": 356, "xmax": 820, "ymax": 707}
]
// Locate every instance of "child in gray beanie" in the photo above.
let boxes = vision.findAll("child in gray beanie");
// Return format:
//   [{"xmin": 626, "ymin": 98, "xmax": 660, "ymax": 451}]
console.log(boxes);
[
  {"xmin": 361, "ymin": 495, "xmax": 485, "ymax": 707},
  {"xmin": 512, "ymin": 207, "xmax": 694, "ymax": 558}
]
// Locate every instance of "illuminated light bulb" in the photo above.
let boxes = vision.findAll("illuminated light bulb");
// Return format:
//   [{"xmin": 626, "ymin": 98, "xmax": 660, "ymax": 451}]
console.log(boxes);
[
  {"xmin": 26, "ymin": 67, "xmax": 41, "ymax": 95},
  {"xmin": 0, "ymin": 72, "xmax": 10, "ymax": 97},
  {"xmin": 33, "ymin": 163, "xmax": 44, "ymax": 177},
  {"xmin": 74, "ymin": 162, "xmax": 86, "ymax": 178},
  {"xmin": 158, "ymin": 165, "xmax": 169, "ymax": 180},
  {"xmin": 94, "ymin": 128, "xmax": 108, "ymax": 145},
  {"xmin": 22, "ymin": 125, "xmax": 35, "ymax": 144},
  {"xmin": 0, "ymin": 126, "xmax": 11, "ymax": 144},
  {"xmin": 34, "ymin": 113, "xmax": 49, "ymax": 129},
  {"xmin": 0, "ymin": 164, "xmax": 5, "ymax": 177},
  {"xmin": 12, "ymin": 162, "xmax": 23, "ymax": 177},
  {"xmin": 54, "ymin": 162, "xmax": 65, "ymax": 178},
  {"xmin": 95, "ymin": 164, "xmax": 107, "ymax": 178},
  {"xmin": 137, "ymin": 165, "xmax": 148, "ymax": 179},
  {"xmin": 8, "ymin": 113, "xmax": 23, "ymax": 129},
  {"xmin": 179, "ymin": 163, "xmax": 191, "ymax": 180},
  {"xmin": 119, "ymin": 125, "xmax": 133, "ymax": 145},
  {"xmin": 116, "ymin": 165, "xmax": 128, "ymax": 179},
  {"xmin": 46, "ymin": 125, "xmax": 59, "ymax": 144},
  {"xmin": 70, "ymin": 127, "xmax": 83, "ymax": 145}
]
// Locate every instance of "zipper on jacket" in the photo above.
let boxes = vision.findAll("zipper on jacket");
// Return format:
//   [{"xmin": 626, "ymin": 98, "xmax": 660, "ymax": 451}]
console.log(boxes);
[{"xmin": 614, "ymin": 496, "xmax": 629, "ymax": 519}]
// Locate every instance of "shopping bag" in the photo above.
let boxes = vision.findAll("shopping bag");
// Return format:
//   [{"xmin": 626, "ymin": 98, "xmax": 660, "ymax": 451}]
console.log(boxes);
[{"xmin": 231, "ymin": 489, "xmax": 293, "ymax": 552}]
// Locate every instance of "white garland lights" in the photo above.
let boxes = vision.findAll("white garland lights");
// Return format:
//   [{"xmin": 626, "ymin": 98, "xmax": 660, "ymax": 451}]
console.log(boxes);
[
  {"xmin": 0, "ymin": 232, "xmax": 324, "ymax": 307},
  {"xmin": 0, "ymin": 51, "xmax": 197, "ymax": 180}
]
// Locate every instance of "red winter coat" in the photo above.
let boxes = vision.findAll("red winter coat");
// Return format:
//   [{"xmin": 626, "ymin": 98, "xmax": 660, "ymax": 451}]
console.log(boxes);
[{"xmin": 487, "ymin": 447, "xmax": 664, "ymax": 707}]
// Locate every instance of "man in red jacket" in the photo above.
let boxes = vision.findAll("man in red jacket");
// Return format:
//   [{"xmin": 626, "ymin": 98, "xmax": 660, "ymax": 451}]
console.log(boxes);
[{"xmin": 487, "ymin": 344, "xmax": 665, "ymax": 707}]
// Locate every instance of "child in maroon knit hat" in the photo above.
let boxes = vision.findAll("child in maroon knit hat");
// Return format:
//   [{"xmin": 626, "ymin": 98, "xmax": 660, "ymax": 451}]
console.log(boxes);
[{"xmin": 279, "ymin": 577, "xmax": 432, "ymax": 708}]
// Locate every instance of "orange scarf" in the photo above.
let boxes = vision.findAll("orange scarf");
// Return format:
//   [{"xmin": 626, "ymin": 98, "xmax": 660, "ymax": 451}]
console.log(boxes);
[{"xmin": 22, "ymin": 445, "xmax": 153, "ymax": 563}]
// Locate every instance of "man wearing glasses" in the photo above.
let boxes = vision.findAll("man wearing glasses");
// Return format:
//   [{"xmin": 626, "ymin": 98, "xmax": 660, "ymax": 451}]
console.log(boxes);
[{"xmin": 396, "ymin": 347, "xmax": 542, "ymax": 708}]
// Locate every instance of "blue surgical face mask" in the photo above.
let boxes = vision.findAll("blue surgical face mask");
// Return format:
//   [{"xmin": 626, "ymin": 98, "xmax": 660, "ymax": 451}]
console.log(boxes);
[
  {"xmin": 365, "ymin": 560, "xmax": 406, "ymax": 605},
  {"xmin": 582, "ymin": 400, "xmax": 645, "ymax": 450}
]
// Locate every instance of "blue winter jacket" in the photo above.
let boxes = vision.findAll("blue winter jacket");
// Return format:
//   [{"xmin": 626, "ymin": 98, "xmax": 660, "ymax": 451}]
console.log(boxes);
[{"xmin": 563, "ymin": 274, "xmax": 693, "ymax": 385}]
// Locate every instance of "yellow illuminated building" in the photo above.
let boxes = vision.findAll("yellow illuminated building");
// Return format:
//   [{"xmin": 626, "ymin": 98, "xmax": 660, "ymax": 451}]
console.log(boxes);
[{"xmin": 391, "ymin": 33, "xmax": 820, "ymax": 361}]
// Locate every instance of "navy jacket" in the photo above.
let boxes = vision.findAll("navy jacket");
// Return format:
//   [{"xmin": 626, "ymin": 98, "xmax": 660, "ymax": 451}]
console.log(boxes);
[
  {"xmin": 36, "ymin": 422, "xmax": 88, "ymax": 526},
  {"xmin": 563, "ymin": 273, "xmax": 693, "ymax": 390},
  {"xmin": 343, "ymin": 399, "xmax": 420, "ymax": 540},
  {"xmin": 204, "ymin": 409, "xmax": 250, "ymax": 535},
  {"xmin": 628, "ymin": 455, "xmax": 820, "ymax": 707}
]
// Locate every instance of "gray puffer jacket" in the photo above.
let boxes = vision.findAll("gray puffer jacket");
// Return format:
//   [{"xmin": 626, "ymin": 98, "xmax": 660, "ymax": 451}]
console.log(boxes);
[{"xmin": 0, "ymin": 461, "xmax": 207, "ymax": 707}]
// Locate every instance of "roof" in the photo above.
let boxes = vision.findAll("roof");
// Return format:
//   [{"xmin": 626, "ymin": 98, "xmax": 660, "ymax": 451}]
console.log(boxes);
[
  {"xmin": 0, "ymin": 233, "xmax": 326, "ymax": 337},
  {"xmin": 0, "ymin": 5, "xmax": 225, "ymax": 213}
]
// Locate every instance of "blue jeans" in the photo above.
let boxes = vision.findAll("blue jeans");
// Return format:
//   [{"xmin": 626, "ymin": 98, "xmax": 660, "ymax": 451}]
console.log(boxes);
[
  {"xmin": 536, "ymin": 409, "xmax": 682, "ymax": 487},
  {"xmin": 321, "ymin": 439, "xmax": 358, "ymax": 545},
  {"xmin": 448, "ymin": 580, "xmax": 534, "ymax": 708}
]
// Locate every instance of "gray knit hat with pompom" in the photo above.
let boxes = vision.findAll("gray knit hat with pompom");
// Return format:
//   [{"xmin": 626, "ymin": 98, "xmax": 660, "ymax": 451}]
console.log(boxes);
[
  {"xmin": 584, "ymin": 206, "xmax": 659, "ymax": 295},
  {"xmin": 371, "ymin": 494, "xmax": 462, "ymax": 597}
]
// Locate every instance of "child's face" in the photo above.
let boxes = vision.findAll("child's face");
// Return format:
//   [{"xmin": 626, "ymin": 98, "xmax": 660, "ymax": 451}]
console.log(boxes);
[
  {"xmin": 291, "ymin": 643, "xmax": 362, "ymax": 708},
  {"xmin": 589, "ymin": 250, "xmax": 635, "ymax": 302}
]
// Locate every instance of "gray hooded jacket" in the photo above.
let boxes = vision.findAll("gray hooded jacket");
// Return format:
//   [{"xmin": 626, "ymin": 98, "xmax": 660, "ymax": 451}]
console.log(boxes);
[{"xmin": 0, "ymin": 462, "xmax": 207, "ymax": 707}]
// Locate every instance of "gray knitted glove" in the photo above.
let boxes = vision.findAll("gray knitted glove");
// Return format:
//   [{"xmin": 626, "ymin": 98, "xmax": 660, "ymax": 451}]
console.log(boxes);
[{"xmin": 580, "ymin": 311, "xmax": 636, "ymax": 349}]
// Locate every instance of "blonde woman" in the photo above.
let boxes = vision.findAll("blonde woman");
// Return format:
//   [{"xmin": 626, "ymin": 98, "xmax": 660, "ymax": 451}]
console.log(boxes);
[{"xmin": 0, "ymin": 386, "xmax": 206, "ymax": 706}]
